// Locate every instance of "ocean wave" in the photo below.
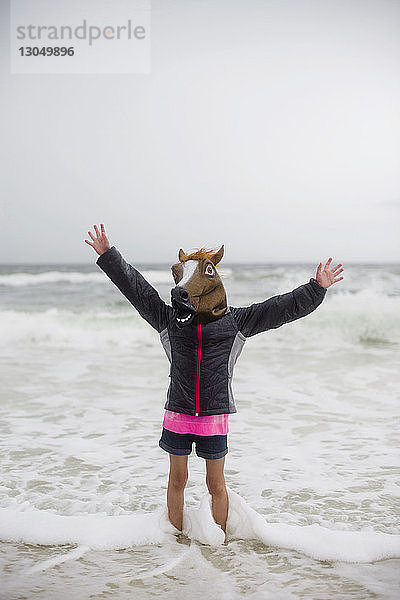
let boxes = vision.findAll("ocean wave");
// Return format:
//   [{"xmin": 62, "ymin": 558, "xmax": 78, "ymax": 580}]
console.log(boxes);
[
  {"xmin": 0, "ymin": 489, "xmax": 399, "ymax": 562},
  {"xmin": 0, "ymin": 290, "xmax": 400, "ymax": 347},
  {"xmin": 0, "ymin": 307, "xmax": 157, "ymax": 348},
  {"xmin": 0, "ymin": 288, "xmax": 398, "ymax": 348},
  {"xmin": 0, "ymin": 269, "xmax": 176, "ymax": 287},
  {"xmin": 308, "ymin": 289, "xmax": 400, "ymax": 345},
  {"xmin": 0, "ymin": 271, "xmax": 104, "ymax": 286}
]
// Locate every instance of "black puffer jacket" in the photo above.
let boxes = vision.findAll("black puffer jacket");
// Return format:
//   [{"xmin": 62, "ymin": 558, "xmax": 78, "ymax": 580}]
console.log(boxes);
[{"xmin": 96, "ymin": 246, "xmax": 327, "ymax": 416}]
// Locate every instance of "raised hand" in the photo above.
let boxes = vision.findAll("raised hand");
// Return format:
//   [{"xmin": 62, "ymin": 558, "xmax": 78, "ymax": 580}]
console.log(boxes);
[
  {"xmin": 315, "ymin": 258, "xmax": 344, "ymax": 289},
  {"xmin": 84, "ymin": 223, "xmax": 111, "ymax": 256}
]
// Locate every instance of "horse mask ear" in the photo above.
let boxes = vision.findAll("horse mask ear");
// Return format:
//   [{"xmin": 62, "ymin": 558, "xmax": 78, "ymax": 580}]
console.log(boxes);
[
  {"xmin": 211, "ymin": 245, "xmax": 224, "ymax": 266},
  {"xmin": 178, "ymin": 248, "xmax": 187, "ymax": 262}
]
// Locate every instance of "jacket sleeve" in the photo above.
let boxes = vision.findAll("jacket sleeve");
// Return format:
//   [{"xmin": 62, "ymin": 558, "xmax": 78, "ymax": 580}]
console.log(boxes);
[
  {"xmin": 96, "ymin": 246, "xmax": 174, "ymax": 333},
  {"xmin": 230, "ymin": 278, "xmax": 327, "ymax": 337}
]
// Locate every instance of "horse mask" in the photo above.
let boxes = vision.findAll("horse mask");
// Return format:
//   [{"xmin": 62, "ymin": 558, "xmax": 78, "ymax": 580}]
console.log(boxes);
[{"xmin": 171, "ymin": 245, "xmax": 227, "ymax": 327}]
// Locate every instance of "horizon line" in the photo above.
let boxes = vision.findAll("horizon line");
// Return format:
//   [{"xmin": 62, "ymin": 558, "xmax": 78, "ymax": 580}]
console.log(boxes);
[{"xmin": 0, "ymin": 260, "xmax": 399, "ymax": 266}]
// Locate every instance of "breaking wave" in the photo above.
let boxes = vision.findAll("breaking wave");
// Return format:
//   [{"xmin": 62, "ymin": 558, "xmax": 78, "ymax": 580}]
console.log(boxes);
[
  {"xmin": 1, "ymin": 287, "xmax": 398, "ymax": 348},
  {"xmin": 1, "ymin": 489, "xmax": 399, "ymax": 564},
  {"xmin": 0, "ymin": 269, "xmax": 178, "ymax": 287}
]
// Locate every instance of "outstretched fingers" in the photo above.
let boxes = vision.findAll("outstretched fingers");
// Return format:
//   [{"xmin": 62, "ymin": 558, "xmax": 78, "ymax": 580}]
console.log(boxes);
[
  {"xmin": 324, "ymin": 257, "xmax": 332, "ymax": 270},
  {"xmin": 332, "ymin": 263, "xmax": 343, "ymax": 273}
]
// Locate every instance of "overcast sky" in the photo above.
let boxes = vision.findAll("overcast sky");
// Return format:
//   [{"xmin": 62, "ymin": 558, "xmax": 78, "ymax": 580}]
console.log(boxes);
[{"xmin": 1, "ymin": 0, "xmax": 399, "ymax": 264}]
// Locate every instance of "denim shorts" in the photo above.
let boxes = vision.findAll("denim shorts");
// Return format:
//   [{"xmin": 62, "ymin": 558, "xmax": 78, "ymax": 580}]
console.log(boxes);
[{"xmin": 159, "ymin": 427, "xmax": 228, "ymax": 460}]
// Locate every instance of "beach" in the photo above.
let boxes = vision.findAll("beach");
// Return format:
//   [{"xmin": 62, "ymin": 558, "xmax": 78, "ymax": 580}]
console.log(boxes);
[{"xmin": 0, "ymin": 259, "xmax": 399, "ymax": 599}]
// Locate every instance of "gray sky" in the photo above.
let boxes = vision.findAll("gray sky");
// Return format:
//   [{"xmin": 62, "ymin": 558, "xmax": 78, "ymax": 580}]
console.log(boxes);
[{"xmin": 1, "ymin": 0, "xmax": 399, "ymax": 264}]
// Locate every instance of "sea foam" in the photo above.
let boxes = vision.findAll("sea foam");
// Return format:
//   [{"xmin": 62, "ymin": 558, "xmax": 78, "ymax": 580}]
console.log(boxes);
[
  {"xmin": 1, "ymin": 286, "xmax": 399, "ymax": 349},
  {"xmin": 1, "ymin": 488, "xmax": 399, "ymax": 564},
  {"xmin": 0, "ymin": 270, "xmax": 173, "ymax": 287}
]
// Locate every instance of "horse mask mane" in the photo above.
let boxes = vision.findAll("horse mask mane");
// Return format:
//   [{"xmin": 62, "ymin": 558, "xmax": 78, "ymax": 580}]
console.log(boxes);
[{"xmin": 170, "ymin": 245, "xmax": 227, "ymax": 327}]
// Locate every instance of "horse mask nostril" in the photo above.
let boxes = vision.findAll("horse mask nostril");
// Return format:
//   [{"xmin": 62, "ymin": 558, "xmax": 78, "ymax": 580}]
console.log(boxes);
[{"xmin": 171, "ymin": 286, "xmax": 190, "ymax": 305}]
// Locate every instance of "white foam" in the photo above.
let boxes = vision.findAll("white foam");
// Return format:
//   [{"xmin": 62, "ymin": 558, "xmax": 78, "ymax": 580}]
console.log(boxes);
[
  {"xmin": 0, "ymin": 504, "xmax": 178, "ymax": 551},
  {"xmin": 0, "ymin": 308, "xmax": 157, "ymax": 348},
  {"xmin": 1, "ymin": 286, "xmax": 399, "ymax": 349},
  {"xmin": 1, "ymin": 489, "xmax": 399, "ymax": 563},
  {"xmin": 308, "ymin": 288, "xmax": 400, "ymax": 346},
  {"xmin": 183, "ymin": 493, "xmax": 226, "ymax": 546},
  {"xmin": 0, "ymin": 269, "xmax": 173, "ymax": 287},
  {"xmin": 225, "ymin": 489, "xmax": 400, "ymax": 563},
  {"xmin": 23, "ymin": 544, "xmax": 91, "ymax": 575},
  {"xmin": 0, "ymin": 271, "xmax": 102, "ymax": 286}
]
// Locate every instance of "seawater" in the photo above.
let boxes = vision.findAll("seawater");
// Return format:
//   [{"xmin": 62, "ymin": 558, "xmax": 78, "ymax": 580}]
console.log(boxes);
[{"xmin": 0, "ymin": 260, "xmax": 399, "ymax": 599}]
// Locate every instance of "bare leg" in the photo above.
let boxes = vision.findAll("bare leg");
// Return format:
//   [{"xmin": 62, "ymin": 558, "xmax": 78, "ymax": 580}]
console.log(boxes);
[
  {"xmin": 205, "ymin": 457, "xmax": 229, "ymax": 532},
  {"xmin": 167, "ymin": 454, "xmax": 188, "ymax": 531}
]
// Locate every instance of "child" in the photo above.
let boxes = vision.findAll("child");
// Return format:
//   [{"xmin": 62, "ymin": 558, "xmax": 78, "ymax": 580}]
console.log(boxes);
[{"xmin": 85, "ymin": 223, "xmax": 344, "ymax": 535}]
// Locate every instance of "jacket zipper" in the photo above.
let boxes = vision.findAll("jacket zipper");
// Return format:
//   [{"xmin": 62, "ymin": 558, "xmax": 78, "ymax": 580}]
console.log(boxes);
[{"xmin": 195, "ymin": 324, "xmax": 202, "ymax": 416}]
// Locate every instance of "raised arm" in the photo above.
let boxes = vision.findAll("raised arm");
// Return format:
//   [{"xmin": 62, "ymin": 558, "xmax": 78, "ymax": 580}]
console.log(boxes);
[
  {"xmin": 231, "ymin": 258, "xmax": 344, "ymax": 338},
  {"xmin": 85, "ymin": 224, "xmax": 173, "ymax": 332}
]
